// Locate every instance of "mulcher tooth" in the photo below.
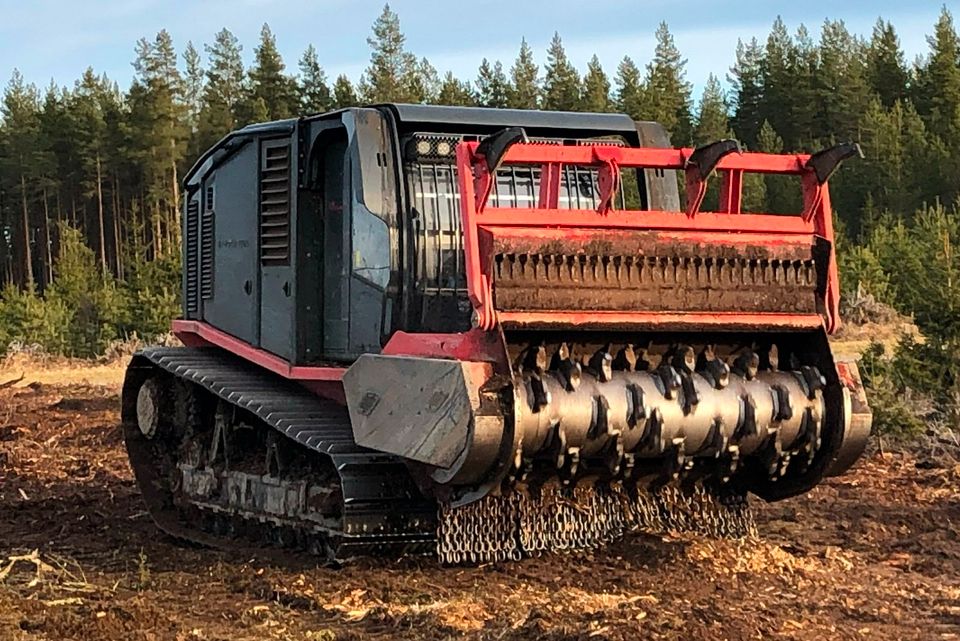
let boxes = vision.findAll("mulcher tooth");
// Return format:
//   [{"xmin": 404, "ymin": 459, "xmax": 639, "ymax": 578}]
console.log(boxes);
[
  {"xmin": 520, "ymin": 343, "xmax": 548, "ymax": 374},
  {"xmin": 670, "ymin": 345, "xmax": 700, "ymax": 412},
  {"xmin": 696, "ymin": 344, "xmax": 730, "ymax": 390},
  {"xmin": 655, "ymin": 364, "xmax": 682, "ymax": 400},
  {"xmin": 761, "ymin": 343, "xmax": 780, "ymax": 372},
  {"xmin": 731, "ymin": 349, "xmax": 759, "ymax": 381},
  {"xmin": 612, "ymin": 344, "xmax": 637, "ymax": 371},
  {"xmin": 588, "ymin": 345, "xmax": 614, "ymax": 383},
  {"xmin": 550, "ymin": 342, "xmax": 571, "ymax": 370},
  {"xmin": 555, "ymin": 360, "xmax": 582, "ymax": 392}
]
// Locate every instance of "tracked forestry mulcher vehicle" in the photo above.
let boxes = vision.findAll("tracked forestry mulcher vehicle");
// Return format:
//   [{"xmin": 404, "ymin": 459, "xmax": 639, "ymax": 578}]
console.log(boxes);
[{"xmin": 123, "ymin": 104, "xmax": 871, "ymax": 563}]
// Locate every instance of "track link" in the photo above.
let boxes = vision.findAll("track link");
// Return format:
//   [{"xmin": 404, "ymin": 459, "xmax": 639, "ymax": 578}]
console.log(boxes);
[{"xmin": 122, "ymin": 347, "xmax": 436, "ymax": 561}]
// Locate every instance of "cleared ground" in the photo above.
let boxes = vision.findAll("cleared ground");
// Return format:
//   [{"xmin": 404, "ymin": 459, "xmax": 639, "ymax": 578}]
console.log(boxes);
[{"xmin": 0, "ymin": 371, "xmax": 959, "ymax": 641}]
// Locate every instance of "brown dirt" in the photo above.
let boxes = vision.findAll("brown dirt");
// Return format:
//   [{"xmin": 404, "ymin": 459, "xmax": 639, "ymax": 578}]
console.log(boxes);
[{"xmin": 1, "ymin": 379, "xmax": 959, "ymax": 641}]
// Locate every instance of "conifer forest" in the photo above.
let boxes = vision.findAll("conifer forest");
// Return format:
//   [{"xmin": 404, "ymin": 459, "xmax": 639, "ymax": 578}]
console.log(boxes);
[{"xmin": 1, "ymin": 5, "xmax": 960, "ymax": 434}]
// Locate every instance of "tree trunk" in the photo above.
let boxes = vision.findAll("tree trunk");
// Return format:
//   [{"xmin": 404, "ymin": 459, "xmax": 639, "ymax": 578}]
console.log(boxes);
[
  {"xmin": 113, "ymin": 173, "xmax": 123, "ymax": 278},
  {"xmin": 170, "ymin": 138, "xmax": 182, "ymax": 250},
  {"xmin": 96, "ymin": 152, "xmax": 107, "ymax": 275},
  {"xmin": 19, "ymin": 172, "xmax": 34, "ymax": 289},
  {"xmin": 154, "ymin": 198, "xmax": 163, "ymax": 258},
  {"xmin": 42, "ymin": 187, "xmax": 53, "ymax": 286}
]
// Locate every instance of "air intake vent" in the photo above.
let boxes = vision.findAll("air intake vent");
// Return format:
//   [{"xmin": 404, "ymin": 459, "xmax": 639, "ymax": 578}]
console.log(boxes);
[
  {"xmin": 184, "ymin": 198, "xmax": 200, "ymax": 315},
  {"xmin": 200, "ymin": 207, "xmax": 215, "ymax": 299},
  {"xmin": 260, "ymin": 141, "xmax": 291, "ymax": 266}
]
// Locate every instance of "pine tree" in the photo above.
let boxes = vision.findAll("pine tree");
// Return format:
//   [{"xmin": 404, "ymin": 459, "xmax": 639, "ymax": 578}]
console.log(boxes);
[
  {"xmin": 128, "ymin": 30, "xmax": 188, "ymax": 259},
  {"xmin": 35, "ymin": 82, "xmax": 64, "ymax": 285},
  {"xmin": 248, "ymin": 24, "xmax": 298, "ymax": 119},
  {"xmin": 436, "ymin": 72, "xmax": 476, "ymax": 106},
  {"xmin": 298, "ymin": 45, "xmax": 332, "ymax": 114},
  {"xmin": 844, "ymin": 98, "xmax": 942, "ymax": 229},
  {"xmin": 508, "ymin": 39, "xmax": 539, "ymax": 109},
  {"xmin": 615, "ymin": 56, "xmax": 644, "ymax": 119},
  {"xmin": 692, "ymin": 75, "xmax": 732, "ymax": 211},
  {"xmin": 760, "ymin": 18, "xmax": 798, "ymax": 149},
  {"xmin": 73, "ymin": 68, "xmax": 109, "ymax": 274},
  {"xmin": 541, "ymin": 33, "xmax": 580, "ymax": 111},
  {"xmin": 476, "ymin": 59, "xmax": 509, "ymax": 108},
  {"xmin": 579, "ymin": 55, "xmax": 611, "ymax": 113},
  {"xmin": 867, "ymin": 20, "xmax": 909, "ymax": 108},
  {"xmin": 644, "ymin": 22, "xmax": 693, "ymax": 145},
  {"xmin": 0, "ymin": 71, "xmax": 40, "ymax": 287},
  {"xmin": 182, "ymin": 42, "xmax": 204, "ymax": 139},
  {"xmin": 406, "ymin": 57, "xmax": 439, "ymax": 103},
  {"xmin": 914, "ymin": 8, "xmax": 960, "ymax": 145},
  {"xmin": 360, "ymin": 4, "xmax": 420, "ymax": 103},
  {"xmin": 756, "ymin": 120, "xmax": 784, "ymax": 152},
  {"xmin": 790, "ymin": 24, "xmax": 818, "ymax": 146},
  {"xmin": 198, "ymin": 28, "xmax": 244, "ymax": 152},
  {"xmin": 729, "ymin": 38, "xmax": 764, "ymax": 148},
  {"xmin": 816, "ymin": 20, "xmax": 871, "ymax": 141},
  {"xmin": 332, "ymin": 74, "xmax": 359, "ymax": 108},
  {"xmin": 756, "ymin": 119, "xmax": 798, "ymax": 213},
  {"xmin": 693, "ymin": 74, "xmax": 731, "ymax": 144}
]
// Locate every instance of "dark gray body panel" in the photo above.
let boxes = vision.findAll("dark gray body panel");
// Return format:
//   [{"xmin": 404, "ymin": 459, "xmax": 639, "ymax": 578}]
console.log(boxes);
[
  {"xmin": 201, "ymin": 141, "xmax": 260, "ymax": 345},
  {"xmin": 181, "ymin": 104, "xmax": 681, "ymax": 365}
]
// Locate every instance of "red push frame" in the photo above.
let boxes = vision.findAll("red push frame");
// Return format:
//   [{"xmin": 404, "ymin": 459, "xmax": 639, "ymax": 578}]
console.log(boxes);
[{"xmin": 455, "ymin": 141, "xmax": 843, "ymax": 334}]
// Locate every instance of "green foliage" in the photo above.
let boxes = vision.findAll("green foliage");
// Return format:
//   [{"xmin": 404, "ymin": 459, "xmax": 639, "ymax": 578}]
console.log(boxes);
[
  {"xmin": 644, "ymin": 22, "xmax": 693, "ymax": 145},
  {"xmin": 508, "ymin": 39, "xmax": 539, "ymax": 110},
  {"xmin": 614, "ymin": 57, "xmax": 644, "ymax": 120},
  {"xmin": 247, "ymin": 24, "xmax": 298, "ymax": 120},
  {"xmin": 1, "ymin": 2, "xmax": 960, "ymax": 442},
  {"xmin": 197, "ymin": 28, "xmax": 244, "ymax": 151},
  {"xmin": 120, "ymin": 250, "xmax": 180, "ymax": 340},
  {"xmin": 541, "ymin": 33, "xmax": 580, "ymax": 111},
  {"xmin": 0, "ymin": 283, "xmax": 70, "ymax": 354},
  {"xmin": 858, "ymin": 341, "xmax": 929, "ymax": 438},
  {"xmin": 332, "ymin": 74, "xmax": 358, "ymax": 109},
  {"xmin": 476, "ymin": 59, "xmax": 509, "ymax": 108},
  {"xmin": 359, "ymin": 4, "xmax": 424, "ymax": 103},
  {"xmin": 866, "ymin": 20, "xmax": 909, "ymax": 109},
  {"xmin": 580, "ymin": 56, "xmax": 611, "ymax": 113},
  {"xmin": 436, "ymin": 72, "xmax": 476, "ymax": 106},
  {"xmin": 298, "ymin": 45, "xmax": 332, "ymax": 115}
]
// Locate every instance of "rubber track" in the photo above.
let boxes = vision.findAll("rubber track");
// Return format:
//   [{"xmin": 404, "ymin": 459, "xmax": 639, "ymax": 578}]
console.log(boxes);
[{"xmin": 123, "ymin": 347, "xmax": 436, "ymax": 559}]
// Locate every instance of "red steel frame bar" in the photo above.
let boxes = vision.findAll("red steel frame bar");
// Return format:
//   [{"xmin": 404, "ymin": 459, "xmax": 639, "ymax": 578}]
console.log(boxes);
[{"xmin": 456, "ymin": 141, "xmax": 842, "ymax": 334}]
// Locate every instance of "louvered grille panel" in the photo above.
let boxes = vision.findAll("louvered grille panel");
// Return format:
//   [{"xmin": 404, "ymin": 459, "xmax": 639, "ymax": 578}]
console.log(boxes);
[
  {"xmin": 260, "ymin": 143, "xmax": 291, "ymax": 265},
  {"xmin": 184, "ymin": 199, "xmax": 200, "ymax": 315},
  {"xmin": 200, "ymin": 208, "xmax": 215, "ymax": 299}
]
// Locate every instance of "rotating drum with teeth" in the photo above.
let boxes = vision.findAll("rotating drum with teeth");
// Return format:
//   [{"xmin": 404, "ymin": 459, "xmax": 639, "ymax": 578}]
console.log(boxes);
[
  {"xmin": 513, "ymin": 345, "xmax": 825, "ymax": 483},
  {"xmin": 343, "ymin": 342, "xmax": 831, "ymax": 502}
]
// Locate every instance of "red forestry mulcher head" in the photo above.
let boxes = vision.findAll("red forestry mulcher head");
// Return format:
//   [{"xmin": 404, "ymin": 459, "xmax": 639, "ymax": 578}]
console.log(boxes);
[{"xmin": 123, "ymin": 105, "xmax": 871, "ymax": 564}]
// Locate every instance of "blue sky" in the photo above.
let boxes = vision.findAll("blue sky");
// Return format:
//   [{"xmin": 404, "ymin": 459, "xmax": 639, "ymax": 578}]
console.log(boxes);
[{"xmin": 0, "ymin": 0, "xmax": 948, "ymax": 96}]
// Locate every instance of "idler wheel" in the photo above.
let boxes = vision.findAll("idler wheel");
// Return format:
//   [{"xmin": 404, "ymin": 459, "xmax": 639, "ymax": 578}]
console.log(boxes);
[{"xmin": 136, "ymin": 378, "xmax": 163, "ymax": 439}]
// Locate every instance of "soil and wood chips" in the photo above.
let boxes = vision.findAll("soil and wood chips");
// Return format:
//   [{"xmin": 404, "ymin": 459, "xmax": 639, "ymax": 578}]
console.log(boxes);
[{"xmin": 0, "ymin": 378, "xmax": 958, "ymax": 640}]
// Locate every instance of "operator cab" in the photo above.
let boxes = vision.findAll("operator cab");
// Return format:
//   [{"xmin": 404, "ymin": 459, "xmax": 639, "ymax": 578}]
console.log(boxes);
[{"xmin": 181, "ymin": 104, "xmax": 679, "ymax": 365}]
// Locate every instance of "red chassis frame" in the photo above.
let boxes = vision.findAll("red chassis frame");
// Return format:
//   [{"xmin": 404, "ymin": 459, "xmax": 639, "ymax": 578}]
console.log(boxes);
[{"xmin": 455, "ymin": 140, "xmax": 846, "ymax": 335}]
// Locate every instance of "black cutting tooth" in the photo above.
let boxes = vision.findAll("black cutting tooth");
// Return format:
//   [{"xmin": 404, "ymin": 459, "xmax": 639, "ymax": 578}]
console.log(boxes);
[
  {"xmin": 697, "ymin": 345, "xmax": 730, "ymax": 389},
  {"xmin": 550, "ymin": 342, "xmax": 572, "ymax": 371},
  {"xmin": 731, "ymin": 349, "xmax": 759, "ymax": 381},
  {"xmin": 613, "ymin": 344, "xmax": 638, "ymax": 371},
  {"xmin": 670, "ymin": 345, "xmax": 696, "ymax": 374},
  {"xmin": 520, "ymin": 344, "xmax": 548, "ymax": 374},
  {"xmin": 588, "ymin": 346, "xmax": 613, "ymax": 382}
]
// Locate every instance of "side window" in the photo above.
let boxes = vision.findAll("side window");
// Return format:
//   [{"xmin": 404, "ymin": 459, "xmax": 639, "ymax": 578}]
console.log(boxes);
[{"xmin": 353, "ymin": 109, "xmax": 397, "ymax": 223}]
